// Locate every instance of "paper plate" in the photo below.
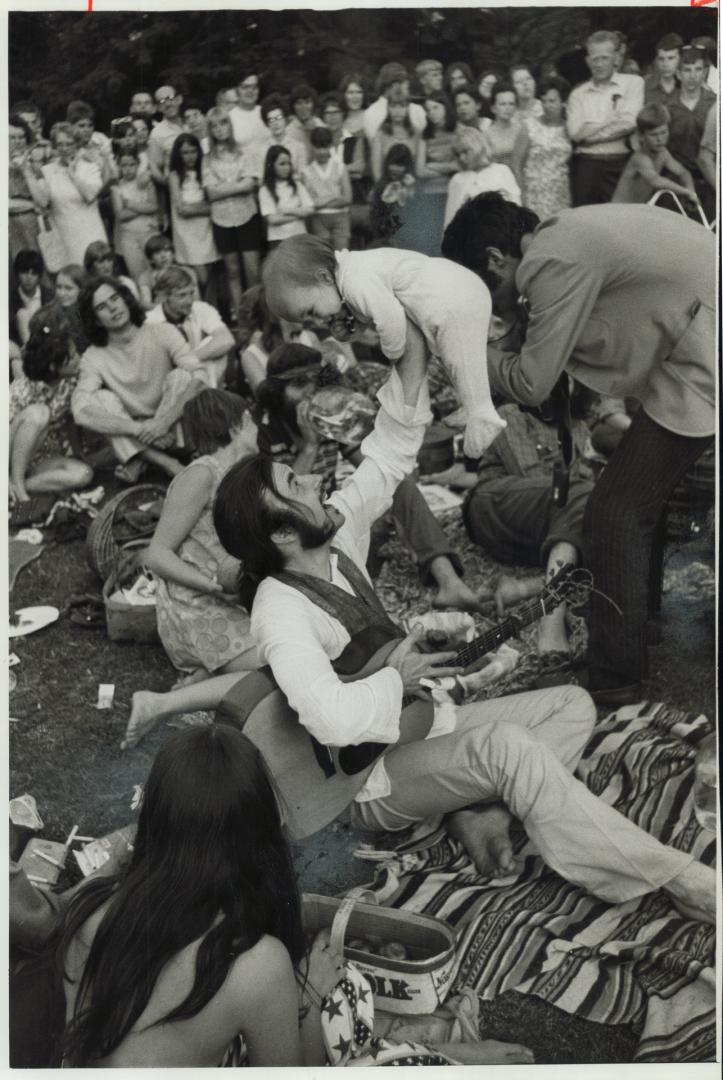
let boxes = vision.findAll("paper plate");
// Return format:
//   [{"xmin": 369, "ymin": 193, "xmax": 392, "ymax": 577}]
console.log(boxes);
[{"xmin": 9, "ymin": 605, "xmax": 60, "ymax": 638}]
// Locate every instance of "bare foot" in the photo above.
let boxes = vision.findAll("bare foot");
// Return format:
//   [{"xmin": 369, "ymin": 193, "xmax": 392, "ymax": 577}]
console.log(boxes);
[
  {"xmin": 447, "ymin": 804, "xmax": 517, "ymax": 877},
  {"xmin": 495, "ymin": 573, "xmax": 542, "ymax": 615},
  {"xmin": 537, "ymin": 609, "xmax": 571, "ymax": 655},
  {"xmin": 114, "ymin": 459, "xmax": 145, "ymax": 484},
  {"xmin": 121, "ymin": 690, "xmax": 165, "ymax": 750},
  {"xmin": 438, "ymin": 1040, "xmax": 534, "ymax": 1065},
  {"xmin": 664, "ymin": 860, "xmax": 716, "ymax": 925},
  {"xmin": 432, "ymin": 580, "xmax": 493, "ymax": 614},
  {"xmin": 9, "ymin": 478, "xmax": 30, "ymax": 503}
]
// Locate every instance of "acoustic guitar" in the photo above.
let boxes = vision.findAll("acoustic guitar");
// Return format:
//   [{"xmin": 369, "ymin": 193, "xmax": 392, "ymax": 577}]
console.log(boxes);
[{"xmin": 216, "ymin": 565, "xmax": 583, "ymax": 839}]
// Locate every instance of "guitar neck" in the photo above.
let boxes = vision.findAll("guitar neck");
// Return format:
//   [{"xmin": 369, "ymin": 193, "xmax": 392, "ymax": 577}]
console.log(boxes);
[{"xmin": 449, "ymin": 595, "xmax": 548, "ymax": 671}]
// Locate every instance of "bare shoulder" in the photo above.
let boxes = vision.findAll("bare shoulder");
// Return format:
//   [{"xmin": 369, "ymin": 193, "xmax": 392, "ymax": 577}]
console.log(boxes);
[
  {"xmin": 166, "ymin": 461, "xmax": 216, "ymax": 500},
  {"xmin": 230, "ymin": 934, "xmax": 293, "ymax": 985},
  {"xmin": 219, "ymin": 935, "xmax": 295, "ymax": 1014}
]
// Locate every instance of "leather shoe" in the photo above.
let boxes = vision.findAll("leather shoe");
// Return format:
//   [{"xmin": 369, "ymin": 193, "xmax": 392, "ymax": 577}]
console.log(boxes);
[{"xmin": 589, "ymin": 681, "xmax": 643, "ymax": 708}]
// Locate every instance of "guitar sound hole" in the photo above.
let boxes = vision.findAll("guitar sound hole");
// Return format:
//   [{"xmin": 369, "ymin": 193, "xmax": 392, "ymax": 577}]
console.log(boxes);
[{"xmin": 338, "ymin": 742, "xmax": 385, "ymax": 775}]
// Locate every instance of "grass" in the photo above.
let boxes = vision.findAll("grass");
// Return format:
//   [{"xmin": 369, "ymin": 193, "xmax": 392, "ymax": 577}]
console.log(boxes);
[{"xmin": 8, "ymin": 480, "xmax": 715, "ymax": 1065}]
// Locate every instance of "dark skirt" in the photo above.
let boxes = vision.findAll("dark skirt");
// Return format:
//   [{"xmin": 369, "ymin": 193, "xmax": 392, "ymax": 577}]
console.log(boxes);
[{"xmin": 212, "ymin": 213, "xmax": 263, "ymax": 255}]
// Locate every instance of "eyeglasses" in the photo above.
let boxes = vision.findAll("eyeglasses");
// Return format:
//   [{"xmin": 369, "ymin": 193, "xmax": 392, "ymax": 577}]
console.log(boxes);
[
  {"xmin": 323, "ymin": 108, "xmax": 342, "ymax": 116},
  {"xmin": 156, "ymin": 95, "xmax": 177, "ymax": 105}
]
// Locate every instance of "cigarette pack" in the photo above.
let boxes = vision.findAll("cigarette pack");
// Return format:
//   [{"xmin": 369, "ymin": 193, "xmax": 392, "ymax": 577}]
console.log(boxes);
[
  {"xmin": 18, "ymin": 838, "xmax": 67, "ymax": 888},
  {"xmin": 74, "ymin": 825, "xmax": 136, "ymax": 878},
  {"xmin": 96, "ymin": 683, "xmax": 115, "ymax": 709}
]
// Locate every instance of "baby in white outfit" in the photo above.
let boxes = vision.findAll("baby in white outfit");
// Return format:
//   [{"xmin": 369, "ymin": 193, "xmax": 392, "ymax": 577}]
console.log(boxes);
[{"xmin": 262, "ymin": 236, "xmax": 505, "ymax": 458}]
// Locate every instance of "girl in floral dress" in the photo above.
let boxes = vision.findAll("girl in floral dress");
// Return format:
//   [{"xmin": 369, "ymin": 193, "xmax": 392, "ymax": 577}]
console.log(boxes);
[
  {"xmin": 9, "ymin": 320, "xmax": 92, "ymax": 503},
  {"xmin": 521, "ymin": 77, "xmax": 572, "ymax": 220},
  {"xmin": 145, "ymin": 389, "xmax": 260, "ymax": 680}
]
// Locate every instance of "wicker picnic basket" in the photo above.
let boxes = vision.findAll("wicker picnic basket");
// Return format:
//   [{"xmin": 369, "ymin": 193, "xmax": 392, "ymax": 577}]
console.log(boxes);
[
  {"xmin": 102, "ymin": 543, "xmax": 159, "ymax": 644},
  {"xmin": 302, "ymin": 893, "xmax": 456, "ymax": 1015},
  {"xmin": 86, "ymin": 484, "xmax": 166, "ymax": 581}
]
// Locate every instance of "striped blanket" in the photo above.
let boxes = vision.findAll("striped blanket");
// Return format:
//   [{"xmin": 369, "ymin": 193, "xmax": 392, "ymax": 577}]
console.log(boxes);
[{"xmin": 356, "ymin": 702, "xmax": 717, "ymax": 1062}]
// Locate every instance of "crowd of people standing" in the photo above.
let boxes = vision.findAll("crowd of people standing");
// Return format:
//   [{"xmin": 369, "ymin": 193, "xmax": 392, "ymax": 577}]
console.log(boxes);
[
  {"xmin": 10, "ymin": 30, "xmax": 717, "ymax": 316},
  {"xmin": 9, "ymin": 31, "xmax": 717, "ymax": 492}
]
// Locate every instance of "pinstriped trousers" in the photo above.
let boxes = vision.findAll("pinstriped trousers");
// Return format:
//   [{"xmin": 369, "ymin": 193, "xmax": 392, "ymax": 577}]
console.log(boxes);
[{"xmin": 583, "ymin": 408, "xmax": 712, "ymax": 687}]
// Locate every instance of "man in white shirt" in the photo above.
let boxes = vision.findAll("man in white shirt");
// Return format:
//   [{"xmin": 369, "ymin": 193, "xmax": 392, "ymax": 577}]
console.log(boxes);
[
  {"xmin": 146, "ymin": 266, "xmax": 235, "ymax": 388},
  {"xmin": 211, "ymin": 319, "xmax": 714, "ymax": 924},
  {"xmin": 363, "ymin": 61, "xmax": 427, "ymax": 140},
  {"xmin": 228, "ymin": 70, "xmax": 268, "ymax": 152},
  {"xmin": 567, "ymin": 30, "xmax": 644, "ymax": 204},
  {"xmin": 147, "ymin": 85, "xmax": 185, "ymax": 184}
]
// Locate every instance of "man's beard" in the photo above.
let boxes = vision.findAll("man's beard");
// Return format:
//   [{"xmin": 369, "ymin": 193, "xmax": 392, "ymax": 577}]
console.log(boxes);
[{"xmin": 289, "ymin": 506, "xmax": 339, "ymax": 550}]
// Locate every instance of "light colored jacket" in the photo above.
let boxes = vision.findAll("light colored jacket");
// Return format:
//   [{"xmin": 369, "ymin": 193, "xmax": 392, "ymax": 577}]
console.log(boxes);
[{"xmin": 488, "ymin": 203, "xmax": 715, "ymax": 437}]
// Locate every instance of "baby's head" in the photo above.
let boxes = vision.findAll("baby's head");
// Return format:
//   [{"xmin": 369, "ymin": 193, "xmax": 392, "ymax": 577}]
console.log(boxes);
[{"xmin": 262, "ymin": 234, "xmax": 342, "ymax": 329}]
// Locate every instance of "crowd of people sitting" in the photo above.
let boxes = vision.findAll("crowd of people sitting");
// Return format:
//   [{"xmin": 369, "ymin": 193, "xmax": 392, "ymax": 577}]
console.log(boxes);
[{"xmin": 8, "ymin": 24, "xmax": 717, "ymax": 1070}]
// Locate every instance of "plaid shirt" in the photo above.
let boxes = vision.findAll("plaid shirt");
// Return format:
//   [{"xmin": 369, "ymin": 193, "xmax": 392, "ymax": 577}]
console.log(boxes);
[{"xmin": 476, "ymin": 402, "xmax": 590, "ymax": 484}]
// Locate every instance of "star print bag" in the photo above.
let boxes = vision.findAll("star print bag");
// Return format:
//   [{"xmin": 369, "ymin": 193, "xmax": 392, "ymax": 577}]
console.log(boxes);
[
  {"xmin": 302, "ymin": 893, "xmax": 456, "ymax": 1017},
  {"xmin": 320, "ymin": 962, "xmax": 457, "ymax": 1067}
]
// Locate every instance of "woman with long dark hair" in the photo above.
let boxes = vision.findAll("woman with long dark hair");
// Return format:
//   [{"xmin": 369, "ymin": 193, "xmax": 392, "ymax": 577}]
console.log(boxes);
[
  {"xmin": 258, "ymin": 144, "xmax": 314, "ymax": 247},
  {"xmin": 60, "ymin": 725, "xmax": 340, "ymax": 1066},
  {"xmin": 167, "ymin": 133, "xmax": 217, "ymax": 294},
  {"xmin": 369, "ymin": 86, "xmax": 419, "ymax": 182},
  {"xmin": 413, "ymin": 91, "xmax": 459, "ymax": 254},
  {"xmin": 86, "ymin": 725, "xmax": 524, "ymax": 1067}
]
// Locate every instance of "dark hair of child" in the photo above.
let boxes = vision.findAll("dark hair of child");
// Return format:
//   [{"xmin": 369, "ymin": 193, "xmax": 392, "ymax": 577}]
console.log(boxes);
[
  {"xmin": 144, "ymin": 233, "xmax": 173, "ymax": 261},
  {"xmin": 23, "ymin": 321, "xmax": 75, "ymax": 382},
  {"xmin": 309, "ymin": 126, "xmax": 333, "ymax": 150},
  {"xmin": 169, "ymin": 133, "xmax": 204, "ymax": 183},
  {"xmin": 182, "ymin": 388, "xmax": 250, "ymax": 457},
  {"xmin": 422, "ymin": 91, "xmax": 456, "ymax": 137},
  {"xmin": 263, "ymin": 144, "xmax": 297, "ymax": 202}
]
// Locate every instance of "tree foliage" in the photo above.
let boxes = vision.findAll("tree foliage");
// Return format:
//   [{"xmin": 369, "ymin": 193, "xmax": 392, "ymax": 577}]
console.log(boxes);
[{"xmin": 9, "ymin": 7, "xmax": 717, "ymax": 126}]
